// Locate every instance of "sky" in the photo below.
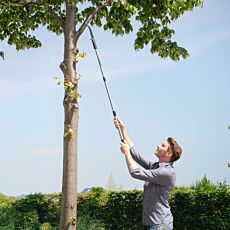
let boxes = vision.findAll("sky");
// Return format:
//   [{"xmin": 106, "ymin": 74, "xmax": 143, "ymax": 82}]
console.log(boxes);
[{"xmin": 0, "ymin": 0, "xmax": 230, "ymax": 196}]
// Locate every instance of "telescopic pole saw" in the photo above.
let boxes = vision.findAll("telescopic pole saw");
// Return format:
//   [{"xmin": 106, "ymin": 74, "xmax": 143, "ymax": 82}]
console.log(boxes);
[{"xmin": 87, "ymin": 26, "xmax": 124, "ymax": 142}]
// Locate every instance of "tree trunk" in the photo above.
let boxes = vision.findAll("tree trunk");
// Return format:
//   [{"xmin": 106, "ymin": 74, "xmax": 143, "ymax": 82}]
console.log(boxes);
[{"xmin": 60, "ymin": 2, "xmax": 78, "ymax": 229}]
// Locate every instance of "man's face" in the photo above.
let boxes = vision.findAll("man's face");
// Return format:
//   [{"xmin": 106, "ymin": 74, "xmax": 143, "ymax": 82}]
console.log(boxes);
[{"xmin": 155, "ymin": 141, "xmax": 172, "ymax": 161}]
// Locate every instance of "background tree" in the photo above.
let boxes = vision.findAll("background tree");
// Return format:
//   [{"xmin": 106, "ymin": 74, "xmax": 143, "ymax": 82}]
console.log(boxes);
[
  {"xmin": 106, "ymin": 172, "xmax": 116, "ymax": 190},
  {"xmin": 0, "ymin": 0, "xmax": 202, "ymax": 228}
]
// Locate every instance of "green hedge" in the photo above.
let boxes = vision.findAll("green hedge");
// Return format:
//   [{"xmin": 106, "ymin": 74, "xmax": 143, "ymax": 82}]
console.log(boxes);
[
  {"xmin": 0, "ymin": 181, "xmax": 229, "ymax": 229},
  {"xmin": 170, "ymin": 186, "xmax": 230, "ymax": 230},
  {"xmin": 77, "ymin": 188, "xmax": 144, "ymax": 229},
  {"xmin": 0, "ymin": 193, "xmax": 61, "ymax": 229}
]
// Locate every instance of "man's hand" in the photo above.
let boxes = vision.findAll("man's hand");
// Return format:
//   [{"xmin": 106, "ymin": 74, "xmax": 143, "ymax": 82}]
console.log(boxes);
[
  {"xmin": 120, "ymin": 140, "xmax": 130, "ymax": 155},
  {"xmin": 114, "ymin": 117, "xmax": 133, "ymax": 147},
  {"xmin": 114, "ymin": 117, "xmax": 125, "ymax": 130}
]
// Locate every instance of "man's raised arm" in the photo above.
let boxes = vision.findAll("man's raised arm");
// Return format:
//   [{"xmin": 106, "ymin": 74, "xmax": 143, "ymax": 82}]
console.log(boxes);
[
  {"xmin": 113, "ymin": 117, "xmax": 154, "ymax": 169},
  {"xmin": 113, "ymin": 117, "xmax": 133, "ymax": 147}
]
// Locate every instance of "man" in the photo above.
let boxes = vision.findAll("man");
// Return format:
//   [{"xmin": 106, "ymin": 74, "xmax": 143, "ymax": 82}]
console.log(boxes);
[{"xmin": 114, "ymin": 118, "xmax": 182, "ymax": 230}]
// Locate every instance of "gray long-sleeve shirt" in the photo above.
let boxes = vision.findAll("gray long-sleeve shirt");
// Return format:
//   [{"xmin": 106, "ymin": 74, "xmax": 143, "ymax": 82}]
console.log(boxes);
[{"xmin": 129, "ymin": 146, "xmax": 176, "ymax": 230}]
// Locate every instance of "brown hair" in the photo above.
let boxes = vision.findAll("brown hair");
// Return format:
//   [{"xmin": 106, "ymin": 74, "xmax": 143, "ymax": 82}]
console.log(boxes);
[{"xmin": 167, "ymin": 137, "xmax": 182, "ymax": 162}]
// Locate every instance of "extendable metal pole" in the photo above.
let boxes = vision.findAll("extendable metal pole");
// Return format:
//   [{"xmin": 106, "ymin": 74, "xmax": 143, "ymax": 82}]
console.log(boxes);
[{"xmin": 88, "ymin": 26, "xmax": 124, "ymax": 142}]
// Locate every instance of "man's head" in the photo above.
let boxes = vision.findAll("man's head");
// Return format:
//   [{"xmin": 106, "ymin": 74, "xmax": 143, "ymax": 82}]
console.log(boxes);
[{"xmin": 155, "ymin": 137, "xmax": 182, "ymax": 163}]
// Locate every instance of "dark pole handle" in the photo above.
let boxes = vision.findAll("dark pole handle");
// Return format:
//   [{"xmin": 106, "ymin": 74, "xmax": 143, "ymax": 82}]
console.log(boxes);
[{"xmin": 113, "ymin": 111, "xmax": 124, "ymax": 142}]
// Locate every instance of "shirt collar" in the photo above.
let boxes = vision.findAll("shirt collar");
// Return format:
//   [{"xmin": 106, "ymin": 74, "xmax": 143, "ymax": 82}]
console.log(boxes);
[{"xmin": 159, "ymin": 162, "xmax": 173, "ymax": 167}]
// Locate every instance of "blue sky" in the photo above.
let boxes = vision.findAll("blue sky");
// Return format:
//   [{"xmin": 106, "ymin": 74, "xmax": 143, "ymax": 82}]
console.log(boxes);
[{"xmin": 1, "ymin": 0, "xmax": 230, "ymax": 196}]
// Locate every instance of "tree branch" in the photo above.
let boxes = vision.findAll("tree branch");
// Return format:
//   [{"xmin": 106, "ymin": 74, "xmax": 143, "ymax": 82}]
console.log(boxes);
[
  {"xmin": 75, "ymin": 0, "xmax": 111, "ymax": 43},
  {"xmin": 23, "ymin": 0, "xmax": 65, "ymax": 29},
  {"xmin": 47, "ymin": 5, "xmax": 65, "ymax": 29},
  {"xmin": 39, "ymin": 0, "xmax": 65, "ymax": 29}
]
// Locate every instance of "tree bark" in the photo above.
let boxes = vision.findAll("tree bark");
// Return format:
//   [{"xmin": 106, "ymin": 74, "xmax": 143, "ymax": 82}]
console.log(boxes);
[
  {"xmin": 60, "ymin": 2, "xmax": 78, "ymax": 229},
  {"xmin": 59, "ymin": 1, "xmax": 109, "ymax": 228}
]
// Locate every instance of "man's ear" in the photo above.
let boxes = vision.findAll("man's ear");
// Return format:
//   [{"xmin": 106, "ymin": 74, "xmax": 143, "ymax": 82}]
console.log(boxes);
[
  {"xmin": 167, "ymin": 150, "xmax": 173, "ymax": 157},
  {"xmin": 168, "ymin": 151, "xmax": 174, "ymax": 162}
]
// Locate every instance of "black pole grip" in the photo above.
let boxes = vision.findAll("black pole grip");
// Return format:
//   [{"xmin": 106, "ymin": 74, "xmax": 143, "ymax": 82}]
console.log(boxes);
[
  {"xmin": 113, "ymin": 112, "xmax": 124, "ymax": 142},
  {"xmin": 117, "ymin": 127, "xmax": 124, "ymax": 143}
]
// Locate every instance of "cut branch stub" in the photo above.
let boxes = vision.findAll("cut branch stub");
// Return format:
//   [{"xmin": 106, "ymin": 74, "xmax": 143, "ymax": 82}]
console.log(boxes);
[{"xmin": 60, "ymin": 62, "xmax": 67, "ymax": 75}]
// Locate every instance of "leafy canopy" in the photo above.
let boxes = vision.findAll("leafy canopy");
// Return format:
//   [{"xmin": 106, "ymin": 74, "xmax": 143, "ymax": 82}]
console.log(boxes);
[{"xmin": 0, "ymin": 0, "xmax": 202, "ymax": 61}]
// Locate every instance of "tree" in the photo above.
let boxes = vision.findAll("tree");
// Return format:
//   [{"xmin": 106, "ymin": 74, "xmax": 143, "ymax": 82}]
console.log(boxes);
[
  {"xmin": 106, "ymin": 172, "xmax": 116, "ymax": 190},
  {"xmin": 0, "ymin": 0, "xmax": 202, "ymax": 228}
]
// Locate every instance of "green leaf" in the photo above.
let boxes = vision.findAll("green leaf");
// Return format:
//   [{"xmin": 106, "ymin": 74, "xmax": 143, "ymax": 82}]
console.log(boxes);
[{"xmin": 75, "ymin": 52, "xmax": 86, "ymax": 62}]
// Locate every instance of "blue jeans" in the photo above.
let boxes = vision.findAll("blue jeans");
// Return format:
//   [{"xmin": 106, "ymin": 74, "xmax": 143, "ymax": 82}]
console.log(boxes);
[{"xmin": 147, "ymin": 225, "xmax": 171, "ymax": 230}]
